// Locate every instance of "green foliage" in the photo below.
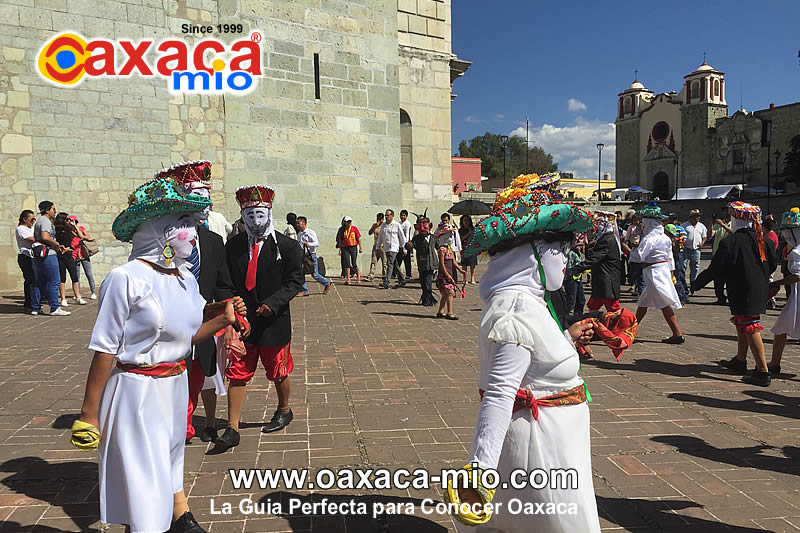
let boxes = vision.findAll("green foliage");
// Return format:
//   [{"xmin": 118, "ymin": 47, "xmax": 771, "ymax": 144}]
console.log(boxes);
[
  {"xmin": 457, "ymin": 132, "xmax": 558, "ymax": 180},
  {"xmin": 785, "ymin": 134, "xmax": 800, "ymax": 186}
]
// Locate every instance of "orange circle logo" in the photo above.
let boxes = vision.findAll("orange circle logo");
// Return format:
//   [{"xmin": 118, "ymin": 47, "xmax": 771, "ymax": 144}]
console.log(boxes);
[{"xmin": 37, "ymin": 33, "xmax": 90, "ymax": 85}]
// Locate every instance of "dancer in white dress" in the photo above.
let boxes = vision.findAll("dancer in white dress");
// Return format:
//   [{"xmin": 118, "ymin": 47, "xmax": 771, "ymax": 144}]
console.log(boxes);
[
  {"xmin": 71, "ymin": 177, "xmax": 244, "ymax": 533},
  {"xmin": 768, "ymin": 208, "xmax": 800, "ymax": 374},
  {"xmin": 447, "ymin": 184, "xmax": 600, "ymax": 533},
  {"xmin": 629, "ymin": 204, "xmax": 684, "ymax": 344}
]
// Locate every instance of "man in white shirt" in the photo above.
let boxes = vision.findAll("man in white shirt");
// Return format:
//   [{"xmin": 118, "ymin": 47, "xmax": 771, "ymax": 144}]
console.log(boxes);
[
  {"xmin": 397, "ymin": 209, "xmax": 414, "ymax": 279},
  {"xmin": 206, "ymin": 209, "xmax": 233, "ymax": 243},
  {"xmin": 376, "ymin": 209, "xmax": 407, "ymax": 289},
  {"xmin": 297, "ymin": 216, "xmax": 333, "ymax": 295},
  {"xmin": 682, "ymin": 208, "xmax": 708, "ymax": 293}
]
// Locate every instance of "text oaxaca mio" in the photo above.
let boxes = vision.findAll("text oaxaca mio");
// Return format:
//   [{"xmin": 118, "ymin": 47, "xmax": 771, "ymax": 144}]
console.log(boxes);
[{"xmin": 37, "ymin": 32, "xmax": 263, "ymax": 94}]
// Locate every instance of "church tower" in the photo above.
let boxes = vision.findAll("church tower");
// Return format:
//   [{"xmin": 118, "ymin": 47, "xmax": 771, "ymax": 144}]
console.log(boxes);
[
  {"xmin": 680, "ymin": 62, "xmax": 728, "ymax": 186},
  {"xmin": 615, "ymin": 79, "xmax": 653, "ymax": 187}
]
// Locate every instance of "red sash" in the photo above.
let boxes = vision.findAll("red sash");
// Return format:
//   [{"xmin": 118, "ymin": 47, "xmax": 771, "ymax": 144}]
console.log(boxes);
[
  {"xmin": 117, "ymin": 360, "xmax": 187, "ymax": 377},
  {"xmin": 478, "ymin": 384, "xmax": 587, "ymax": 421}
]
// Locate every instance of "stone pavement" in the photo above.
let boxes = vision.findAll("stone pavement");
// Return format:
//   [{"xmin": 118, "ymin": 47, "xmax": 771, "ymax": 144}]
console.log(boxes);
[{"xmin": 0, "ymin": 267, "xmax": 798, "ymax": 533}]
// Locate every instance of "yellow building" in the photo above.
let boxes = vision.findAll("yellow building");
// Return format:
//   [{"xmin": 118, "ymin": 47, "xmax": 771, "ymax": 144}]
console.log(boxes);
[{"xmin": 559, "ymin": 178, "xmax": 617, "ymax": 199}]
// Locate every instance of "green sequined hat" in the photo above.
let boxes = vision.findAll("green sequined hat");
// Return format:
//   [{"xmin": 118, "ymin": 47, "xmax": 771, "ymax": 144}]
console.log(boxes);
[
  {"xmin": 463, "ymin": 190, "xmax": 593, "ymax": 257},
  {"xmin": 112, "ymin": 177, "xmax": 211, "ymax": 242},
  {"xmin": 638, "ymin": 202, "xmax": 668, "ymax": 220},
  {"xmin": 781, "ymin": 207, "xmax": 800, "ymax": 228}
]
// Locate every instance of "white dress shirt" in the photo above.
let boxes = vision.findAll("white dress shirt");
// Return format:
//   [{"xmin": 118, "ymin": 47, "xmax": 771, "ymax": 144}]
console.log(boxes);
[
  {"xmin": 299, "ymin": 228, "xmax": 320, "ymax": 254},
  {"xmin": 377, "ymin": 220, "xmax": 407, "ymax": 253},
  {"xmin": 399, "ymin": 220, "xmax": 413, "ymax": 246},
  {"xmin": 682, "ymin": 221, "xmax": 707, "ymax": 250}
]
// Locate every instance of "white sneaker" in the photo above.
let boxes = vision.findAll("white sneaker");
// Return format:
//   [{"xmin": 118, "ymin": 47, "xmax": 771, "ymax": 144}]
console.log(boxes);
[
  {"xmin": 30, "ymin": 311, "xmax": 38, "ymax": 315},
  {"xmin": 50, "ymin": 308, "xmax": 71, "ymax": 316},
  {"xmin": 75, "ymin": 298, "xmax": 87, "ymax": 305},
  {"xmin": 61, "ymin": 299, "xmax": 69, "ymax": 307},
  {"xmin": 90, "ymin": 293, "xmax": 97, "ymax": 300}
]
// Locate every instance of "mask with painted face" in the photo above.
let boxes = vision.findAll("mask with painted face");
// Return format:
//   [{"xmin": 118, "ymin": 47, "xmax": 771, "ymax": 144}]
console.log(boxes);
[
  {"xmin": 188, "ymin": 187, "xmax": 211, "ymax": 223},
  {"xmin": 129, "ymin": 213, "xmax": 197, "ymax": 268},
  {"xmin": 243, "ymin": 207, "xmax": 272, "ymax": 240}
]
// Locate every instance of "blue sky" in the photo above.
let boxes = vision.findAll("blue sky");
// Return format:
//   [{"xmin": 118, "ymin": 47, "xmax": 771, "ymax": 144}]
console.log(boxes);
[{"xmin": 450, "ymin": 1, "xmax": 800, "ymax": 180}]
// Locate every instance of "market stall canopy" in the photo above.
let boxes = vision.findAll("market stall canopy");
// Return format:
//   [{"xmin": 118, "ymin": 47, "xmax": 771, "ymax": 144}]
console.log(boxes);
[
  {"xmin": 629, "ymin": 186, "xmax": 651, "ymax": 193},
  {"xmin": 746, "ymin": 185, "xmax": 783, "ymax": 194},
  {"xmin": 671, "ymin": 185, "xmax": 742, "ymax": 200}
]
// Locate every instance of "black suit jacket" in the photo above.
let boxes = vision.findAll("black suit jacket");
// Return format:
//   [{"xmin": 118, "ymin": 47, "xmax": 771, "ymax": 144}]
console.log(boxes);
[
  {"xmin": 192, "ymin": 227, "xmax": 235, "ymax": 376},
  {"xmin": 575, "ymin": 232, "xmax": 621, "ymax": 300},
  {"xmin": 693, "ymin": 228, "xmax": 776, "ymax": 315},
  {"xmin": 226, "ymin": 231, "xmax": 304, "ymax": 347}
]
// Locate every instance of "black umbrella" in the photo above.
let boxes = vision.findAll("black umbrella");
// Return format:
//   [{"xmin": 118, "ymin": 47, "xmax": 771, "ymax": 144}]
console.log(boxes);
[{"xmin": 448, "ymin": 199, "xmax": 492, "ymax": 216}]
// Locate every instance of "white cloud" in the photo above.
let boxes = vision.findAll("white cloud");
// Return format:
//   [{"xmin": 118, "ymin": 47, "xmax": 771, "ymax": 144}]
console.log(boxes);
[
  {"xmin": 493, "ymin": 114, "xmax": 505, "ymax": 121},
  {"xmin": 568, "ymin": 98, "xmax": 587, "ymax": 113},
  {"xmin": 464, "ymin": 115, "xmax": 486, "ymax": 123},
  {"xmin": 510, "ymin": 118, "xmax": 616, "ymax": 181}
]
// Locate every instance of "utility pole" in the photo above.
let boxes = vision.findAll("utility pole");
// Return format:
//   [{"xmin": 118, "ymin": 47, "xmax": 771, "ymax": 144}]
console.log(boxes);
[{"xmin": 525, "ymin": 117, "xmax": 529, "ymax": 174}]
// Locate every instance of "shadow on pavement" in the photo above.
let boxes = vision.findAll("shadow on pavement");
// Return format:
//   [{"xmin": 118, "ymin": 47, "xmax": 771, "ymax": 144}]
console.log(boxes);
[
  {"xmin": 260, "ymin": 491, "xmax": 448, "ymax": 532},
  {"xmin": 669, "ymin": 390, "xmax": 800, "ymax": 421},
  {"xmin": 650, "ymin": 435, "xmax": 800, "ymax": 476},
  {"xmin": 598, "ymin": 495, "xmax": 768, "ymax": 532},
  {"xmin": 372, "ymin": 311, "xmax": 440, "ymax": 320},
  {"xmin": 0, "ymin": 457, "xmax": 100, "ymax": 532},
  {"xmin": 586, "ymin": 358, "xmax": 743, "ymax": 383}
]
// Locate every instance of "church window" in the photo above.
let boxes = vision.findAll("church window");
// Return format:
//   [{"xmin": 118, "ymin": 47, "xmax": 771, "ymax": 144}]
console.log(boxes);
[
  {"xmin": 713, "ymin": 79, "xmax": 720, "ymax": 98},
  {"xmin": 623, "ymin": 97, "xmax": 632, "ymax": 114},
  {"xmin": 400, "ymin": 109, "xmax": 413, "ymax": 183},
  {"xmin": 652, "ymin": 122, "xmax": 670, "ymax": 143},
  {"xmin": 691, "ymin": 81, "xmax": 700, "ymax": 99}
]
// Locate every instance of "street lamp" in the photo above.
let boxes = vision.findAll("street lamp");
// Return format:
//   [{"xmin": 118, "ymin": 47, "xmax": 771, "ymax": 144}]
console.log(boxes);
[
  {"xmin": 501, "ymin": 135, "xmax": 509, "ymax": 188},
  {"xmin": 596, "ymin": 143, "xmax": 604, "ymax": 201},
  {"xmin": 772, "ymin": 149, "xmax": 781, "ymax": 215}
]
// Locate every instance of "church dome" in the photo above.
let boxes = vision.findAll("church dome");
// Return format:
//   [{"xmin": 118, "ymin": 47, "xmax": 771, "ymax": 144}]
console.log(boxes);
[
  {"xmin": 696, "ymin": 62, "xmax": 714, "ymax": 72},
  {"xmin": 629, "ymin": 80, "xmax": 645, "ymax": 90}
]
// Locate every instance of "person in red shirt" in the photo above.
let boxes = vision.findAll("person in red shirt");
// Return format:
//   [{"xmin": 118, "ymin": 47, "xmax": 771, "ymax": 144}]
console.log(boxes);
[
  {"xmin": 764, "ymin": 216, "xmax": 780, "ymax": 309},
  {"xmin": 336, "ymin": 216, "xmax": 362, "ymax": 284}
]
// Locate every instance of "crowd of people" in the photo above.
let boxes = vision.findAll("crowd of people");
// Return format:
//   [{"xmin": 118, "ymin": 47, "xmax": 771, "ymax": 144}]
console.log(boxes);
[{"xmin": 7, "ymin": 162, "xmax": 791, "ymax": 533}]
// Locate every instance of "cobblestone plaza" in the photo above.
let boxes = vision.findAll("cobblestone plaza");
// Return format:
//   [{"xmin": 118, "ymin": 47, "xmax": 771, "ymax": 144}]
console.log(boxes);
[{"xmin": 0, "ymin": 266, "xmax": 798, "ymax": 532}]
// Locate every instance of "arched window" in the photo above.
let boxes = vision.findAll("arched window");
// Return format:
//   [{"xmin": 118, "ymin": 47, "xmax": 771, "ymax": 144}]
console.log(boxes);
[
  {"xmin": 623, "ymin": 97, "xmax": 632, "ymax": 114},
  {"xmin": 691, "ymin": 81, "xmax": 700, "ymax": 99},
  {"xmin": 400, "ymin": 109, "xmax": 413, "ymax": 183},
  {"xmin": 713, "ymin": 79, "xmax": 720, "ymax": 98}
]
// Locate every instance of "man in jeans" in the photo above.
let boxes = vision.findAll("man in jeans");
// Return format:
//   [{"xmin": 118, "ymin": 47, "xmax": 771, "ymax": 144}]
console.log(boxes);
[
  {"xmin": 682, "ymin": 208, "xmax": 708, "ymax": 295},
  {"xmin": 376, "ymin": 209, "xmax": 407, "ymax": 289},
  {"xmin": 396, "ymin": 209, "xmax": 414, "ymax": 279},
  {"xmin": 31, "ymin": 201, "xmax": 71, "ymax": 316},
  {"xmin": 297, "ymin": 216, "xmax": 332, "ymax": 295}
]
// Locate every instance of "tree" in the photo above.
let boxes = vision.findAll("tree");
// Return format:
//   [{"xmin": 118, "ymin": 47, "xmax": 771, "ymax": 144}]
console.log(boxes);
[
  {"xmin": 784, "ymin": 134, "xmax": 800, "ymax": 186},
  {"xmin": 457, "ymin": 132, "xmax": 558, "ymax": 181}
]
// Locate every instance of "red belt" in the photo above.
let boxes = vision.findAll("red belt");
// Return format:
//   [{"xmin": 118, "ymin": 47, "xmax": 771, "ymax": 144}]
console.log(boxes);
[
  {"xmin": 478, "ymin": 384, "xmax": 587, "ymax": 421},
  {"xmin": 116, "ymin": 360, "xmax": 187, "ymax": 377},
  {"xmin": 643, "ymin": 260, "xmax": 668, "ymax": 268}
]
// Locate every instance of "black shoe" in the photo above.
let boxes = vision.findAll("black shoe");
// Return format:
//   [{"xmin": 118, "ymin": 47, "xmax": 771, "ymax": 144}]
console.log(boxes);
[
  {"xmin": 713, "ymin": 300, "xmax": 727, "ymax": 306},
  {"xmin": 661, "ymin": 336, "xmax": 685, "ymax": 345},
  {"xmin": 742, "ymin": 370, "xmax": 771, "ymax": 387},
  {"xmin": 171, "ymin": 511, "xmax": 206, "ymax": 533},
  {"xmin": 719, "ymin": 356, "xmax": 747, "ymax": 374},
  {"xmin": 768, "ymin": 365, "xmax": 781, "ymax": 376},
  {"xmin": 215, "ymin": 427, "xmax": 240, "ymax": 449},
  {"xmin": 262, "ymin": 409, "xmax": 293, "ymax": 433},
  {"xmin": 200, "ymin": 426, "xmax": 218, "ymax": 443}
]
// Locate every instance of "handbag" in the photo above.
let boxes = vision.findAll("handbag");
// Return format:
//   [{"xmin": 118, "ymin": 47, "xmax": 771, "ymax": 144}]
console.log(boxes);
[
  {"xmin": 303, "ymin": 250, "xmax": 327, "ymax": 277},
  {"xmin": 81, "ymin": 238, "xmax": 99, "ymax": 257}
]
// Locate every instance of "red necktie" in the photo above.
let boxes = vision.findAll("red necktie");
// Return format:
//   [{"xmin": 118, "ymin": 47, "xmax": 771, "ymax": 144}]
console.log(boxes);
[{"xmin": 245, "ymin": 240, "xmax": 259, "ymax": 291}]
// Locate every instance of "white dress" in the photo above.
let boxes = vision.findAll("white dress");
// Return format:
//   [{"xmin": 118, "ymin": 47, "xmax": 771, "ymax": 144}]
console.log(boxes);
[
  {"xmin": 201, "ymin": 337, "xmax": 228, "ymax": 395},
  {"xmin": 458, "ymin": 289, "xmax": 600, "ymax": 533},
  {"xmin": 89, "ymin": 260, "xmax": 206, "ymax": 533},
  {"xmin": 772, "ymin": 246, "xmax": 800, "ymax": 338},
  {"xmin": 630, "ymin": 226, "xmax": 681, "ymax": 310}
]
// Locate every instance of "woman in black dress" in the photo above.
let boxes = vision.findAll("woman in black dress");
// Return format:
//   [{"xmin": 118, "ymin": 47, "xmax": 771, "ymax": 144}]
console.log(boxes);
[{"xmin": 459, "ymin": 215, "xmax": 478, "ymax": 283}]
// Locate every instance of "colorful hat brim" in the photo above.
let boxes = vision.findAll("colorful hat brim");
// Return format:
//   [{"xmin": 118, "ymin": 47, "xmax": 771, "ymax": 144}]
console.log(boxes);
[
  {"xmin": 112, "ymin": 195, "xmax": 210, "ymax": 242},
  {"xmin": 464, "ymin": 192, "xmax": 593, "ymax": 257}
]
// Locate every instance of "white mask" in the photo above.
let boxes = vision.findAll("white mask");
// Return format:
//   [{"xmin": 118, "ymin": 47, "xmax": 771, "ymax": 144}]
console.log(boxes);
[
  {"xmin": 731, "ymin": 217, "xmax": 752, "ymax": 232},
  {"xmin": 188, "ymin": 187, "xmax": 211, "ymax": 223},
  {"xmin": 129, "ymin": 213, "xmax": 197, "ymax": 268},
  {"xmin": 781, "ymin": 228, "xmax": 798, "ymax": 248},
  {"xmin": 243, "ymin": 207, "xmax": 272, "ymax": 240},
  {"xmin": 535, "ymin": 241, "xmax": 568, "ymax": 291}
]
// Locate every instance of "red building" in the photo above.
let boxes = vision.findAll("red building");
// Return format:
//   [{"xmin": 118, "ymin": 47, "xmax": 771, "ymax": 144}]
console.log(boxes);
[{"xmin": 451, "ymin": 157, "xmax": 482, "ymax": 194}]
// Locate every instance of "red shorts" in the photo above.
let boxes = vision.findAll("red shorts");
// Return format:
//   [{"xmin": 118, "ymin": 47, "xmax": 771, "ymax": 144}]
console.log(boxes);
[
  {"xmin": 730, "ymin": 315, "xmax": 763, "ymax": 334},
  {"xmin": 225, "ymin": 342, "xmax": 293, "ymax": 384},
  {"xmin": 586, "ymin": 297, "xmax": 621, "ymax": 312}
]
